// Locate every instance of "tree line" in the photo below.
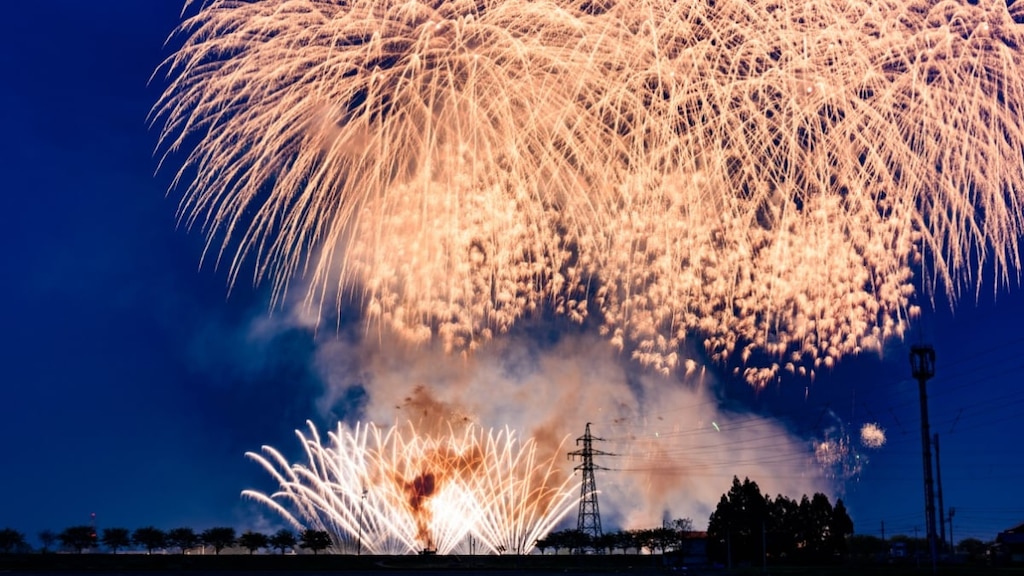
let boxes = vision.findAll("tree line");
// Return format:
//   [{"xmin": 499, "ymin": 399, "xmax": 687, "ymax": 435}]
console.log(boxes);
[
  {"xmin": 707, "ymin": 476, "xmax": 853, "ymax": 566},
  {"xmin": 534, "ymin": 518, "xmax": 696, "ymax": 555},
  {"xmin": 535, "ymin": 518, "xmax": 697, "ymax": 555},
  {"xmin": 0, "ymin": 475, "xmax": 991, "ymax": 563},
  {"xmin": 844, "ymin": 533, "xmax": 990, "ymax": 563},
  {"xmin": 0, "ymin": 526, "xmax": 332, "ymax": 556}
]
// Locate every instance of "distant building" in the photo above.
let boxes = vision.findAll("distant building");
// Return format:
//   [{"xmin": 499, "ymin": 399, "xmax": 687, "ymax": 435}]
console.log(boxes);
[
  {"xmin": 993, "ymin": 523, "xmax": 1024, "ymax": 564},
  {"xmin": 663, "ymin": 531, "xmax": 707, "ymax": 567}
]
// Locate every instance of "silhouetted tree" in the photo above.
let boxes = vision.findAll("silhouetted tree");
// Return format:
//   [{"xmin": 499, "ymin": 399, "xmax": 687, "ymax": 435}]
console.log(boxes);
[
  {"xmin": 567, "ymin": 529, "xmax": 594, "ymax": 554},
  {"xmin": 889, "ymin": 533, "xmax": 926, "ymax": 560},
  {"xmin": 0, "ymin": 528, "xmax": 27, "ymax": 554},
  {"xmin": 707, "ymin": 476, "xmax": 768, "ymax": 566},
  {"xmin": 667, "ymin": 516, "xmax": 700, "ymax": 557},
  {"xmin": 299, "ymin": 529, "xmax": 331, "ymax": 555},
  {"xmin": 593, "ymin": 531, "xmax": 618, "ymax": 554},
  {"xmin": 537, "ymin": 519, "xmax": 695, "ymax": 557},
  {"xmin": 534, "ymin": 537, "xmax": 551, "ymax": 555},
  {"xmin": 269, "ymin": 528, "xmax": 297, "ymax": 555},
  {"xmin": 536, "ymin": 532, "xmax": 552, "ymax": 553},
  {"xmin": 542, "ymin": 529, "xmax": 563, "ymax": 554},
  {"xmin": 167, "ymin": 527, "xmax": 201, "ymax": 554},
  {"xmin": 59, "ymin": 525, "xmax": 96, "ymax": 554},
  {"xmin": 100, "ymin": 527, "xmax": 131, "ymax": 554},
  {"xmin": 201, "ymin": 527, "xmax": 236, "ymax": 555},
  {"xmin": 634, "ymin": 528, "xmax": 657, "ymax": 554},
  {"xmin": 848, "ymin": 534, "xmax": 887, "ymax": 561},
  {"xmin": 766, "ymin": 494, "xmax": 800, "ymax": 560},
  {"xmin": 709, "ymin": 477, "xmax": 856, "ymax": 566},
  {"xmin": 828, "ymin": 499, "xmax": 854, "ymax": 555},
  {"xmin": 132, "ymin": 526, "xmax": 167, "ymax": 554},
  {"xmin": 958, "ymin": 537, "xmax": 987, "ymax": 561},
  {"xmin": 541, "ymin": 529, "xmax": 584, "ymax": 554},
  {"xmin": 668, "ymin": 518, "xmax": 694, "ymax": 553},
  {"xmin": 238, "ymin": 531, "xmax": 269, "ymax": 555},
  {"xmin": 614, "ymin": 529, "xmax": 639, "ymax": 554},
  {"xmin": 707, "ymin": 493, "xmax": 732, "ymax": 564},
  {"xmin": 651, "ymin": 526, "xmax": 678, "ymax": 553},
  {"xmin": 800, "ymin": 493, "xmax": 834, "ymax": 558},
  {"xmin": 38, "ymin": 529, "xmax": 57, "ymax": 553}
]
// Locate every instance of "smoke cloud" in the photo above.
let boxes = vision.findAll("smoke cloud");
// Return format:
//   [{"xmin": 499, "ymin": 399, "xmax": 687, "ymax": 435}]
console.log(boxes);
[{"xmin": 268, "ymin": 304, "xmax": 835, "ymax": 531}]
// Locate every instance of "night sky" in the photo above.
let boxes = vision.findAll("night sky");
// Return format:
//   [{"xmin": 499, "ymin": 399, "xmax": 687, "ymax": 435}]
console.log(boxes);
[{"xmin": 2, "ymin": 0, "xmax": 1023, "ymax": 550}]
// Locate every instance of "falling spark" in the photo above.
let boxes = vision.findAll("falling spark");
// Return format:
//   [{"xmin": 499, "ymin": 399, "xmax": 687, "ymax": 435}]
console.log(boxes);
[
  {"xmin": 814, "ymin": 435, "xmax": 864, "ymax": 481},
  {"xmin": 153, "ymin": 0, "xmax": 1024, "ymax": 384}
]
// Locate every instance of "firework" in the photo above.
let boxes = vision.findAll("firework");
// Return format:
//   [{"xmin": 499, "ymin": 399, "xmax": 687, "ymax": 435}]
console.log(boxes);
[
  {"xmin": 155, "ymin": 0, "xmax": 1024, "ymax": 382},
  {"xmin": 153, "ymin": 0, "xmax": 616, "ymax": 354},
  {"xmin": 596, "ymin": 0, "xmax": 1024, "ymax": 383},
  {"xmin": 860, "ymin": 423, "xmax": 886, "ymax": 448},
  {"xmin": 242, "ymin": 420, "xmax": 578, "ymax": 555},
  {"xmin": 814, "ymin": 433, "xmax": 864, "ymax": 482}
]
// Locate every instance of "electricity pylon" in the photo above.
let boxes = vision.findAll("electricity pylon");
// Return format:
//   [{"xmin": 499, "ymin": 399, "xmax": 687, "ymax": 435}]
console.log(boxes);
[{"xmin": 568, "ymin": 422, "xmax": 609, "ymax": 553}]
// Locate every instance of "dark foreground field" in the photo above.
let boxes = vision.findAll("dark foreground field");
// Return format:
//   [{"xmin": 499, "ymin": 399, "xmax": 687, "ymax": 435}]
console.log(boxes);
[{"xmin": 2, "ymin": 554, "xmax": 1024, "ymax": 576}]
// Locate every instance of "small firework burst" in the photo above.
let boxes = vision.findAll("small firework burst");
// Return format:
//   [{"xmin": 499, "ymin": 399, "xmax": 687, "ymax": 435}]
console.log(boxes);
[{"xmin": 860, "ymin": 423, "xmax": 886, "ymax": 448}]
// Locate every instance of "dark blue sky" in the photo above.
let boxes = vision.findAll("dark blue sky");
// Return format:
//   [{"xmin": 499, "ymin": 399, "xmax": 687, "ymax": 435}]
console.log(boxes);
[{"xmin": 2, "ymin": 0, "xmax": 1022, "ymax": 549}]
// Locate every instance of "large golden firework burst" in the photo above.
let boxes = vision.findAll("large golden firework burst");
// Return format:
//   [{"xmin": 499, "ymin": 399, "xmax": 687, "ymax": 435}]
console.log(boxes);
[{"xmin": 154, "ymin": 0, "xmax": 1024, "ymax": 384}]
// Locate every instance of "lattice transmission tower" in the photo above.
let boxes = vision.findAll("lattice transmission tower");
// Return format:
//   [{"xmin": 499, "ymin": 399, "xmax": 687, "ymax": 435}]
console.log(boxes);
[{"xmin": 568, "ymin": 422, "xmax": 609, "ymax": 552}]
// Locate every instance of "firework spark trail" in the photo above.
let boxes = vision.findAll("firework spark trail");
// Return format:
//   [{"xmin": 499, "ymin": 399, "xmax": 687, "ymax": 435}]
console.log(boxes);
[
  {"xmin": 242, "ymin": 420, "xmax": 578, "ymax": 554},
  {"xmin": 154, "ymin": 0, "xmax": 617, "ymax": 354},
  {"xmin": 593, "ymin": 0, "xmax": 1024, "ymax": 383},
  {"xmin": 154, "ymin": 0, "xmax": 1024, "ymax": 381}
]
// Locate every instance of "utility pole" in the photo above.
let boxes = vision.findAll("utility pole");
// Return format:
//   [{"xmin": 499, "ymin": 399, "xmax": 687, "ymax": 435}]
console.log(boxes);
[
  {"xmin": 568, "ymin": 422, "xmax": 608, "ymax": 553},
  {"xmin": 934, "ymin": 433, "xmax": 946, "ymax": 554},
  {"xmin": 910, "ymin": 344, "xmax": 938, "ymax": 572}
]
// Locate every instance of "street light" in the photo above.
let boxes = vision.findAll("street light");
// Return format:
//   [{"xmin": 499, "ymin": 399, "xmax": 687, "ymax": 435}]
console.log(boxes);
[
  {"xmin": 910, "ymin": 344, "xmax": 938, "ymax": 570},
  {"xmin": 357, "ymin": 487, "xmax": 367, "ymax": 556}
]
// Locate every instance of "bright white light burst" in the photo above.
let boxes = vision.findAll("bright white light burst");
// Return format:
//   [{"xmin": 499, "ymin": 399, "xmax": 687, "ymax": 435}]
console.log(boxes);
[
  {"xmin": 242, "ymin": 421, "xmax": 577, "ymax": 555},
  {"xmin": 154, "ymin": 0, "xmax": 1024, "ymax": 384}
]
